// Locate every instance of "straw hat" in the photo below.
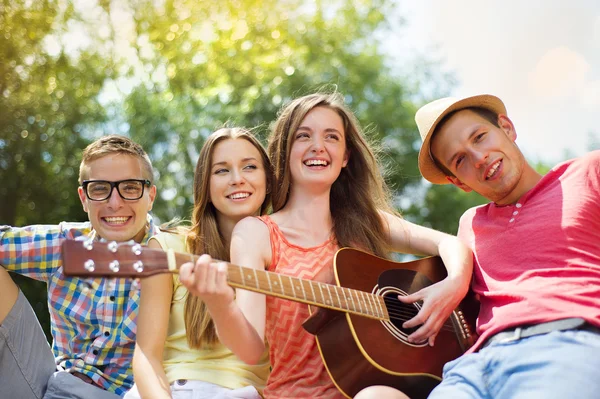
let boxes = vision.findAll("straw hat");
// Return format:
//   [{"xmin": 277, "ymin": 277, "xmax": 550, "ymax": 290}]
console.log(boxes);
[{"xmin": 415, "ymin": 94, "xmax": 507, "ymax": 184}]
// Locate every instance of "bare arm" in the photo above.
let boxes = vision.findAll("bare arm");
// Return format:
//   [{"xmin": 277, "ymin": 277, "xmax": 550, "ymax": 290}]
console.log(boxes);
[
  {"xmin": 382, "ymin": 211, "xmax": 473, "ymax": 345},
  {"xmin": 179, "ymin": 217, "xmax": 269, "ymax": 364},
  {"xmin": 132, "ymin": 238, "xmax": 173, "ymax": 399},
  {"xmin": 383, "ymin": 211, "xmax": 472, "ymax": 280}
]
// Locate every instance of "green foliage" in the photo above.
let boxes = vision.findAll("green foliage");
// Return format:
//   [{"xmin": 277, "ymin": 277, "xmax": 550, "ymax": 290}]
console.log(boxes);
[
  {"xmin": 403, "ymin": 183, "xmax": 488, "ymax": 235},
  {"xmin": 0, "ymin": 0, "xmax": 113, "ymax": 226},
  {"xmin": 120, "ymin": 0, "xmax": 428, "ymax": 221},
  {"xmin": 2, "ymin": 0, "xmax": 459, "ymax": 340}
]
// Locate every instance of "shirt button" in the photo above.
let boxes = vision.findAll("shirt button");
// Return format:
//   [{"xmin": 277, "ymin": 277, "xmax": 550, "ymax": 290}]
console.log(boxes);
[
  {"xmin": 109, "ymin": 296, "xmax": 115, "ymax": 301},
  {"xmin": 509, "ymin": 218, "xmax": 515, "ymax": 223},
  {"xmin": 92, "ymin": 349, "xmax": 99, "ymax": 355},
  {"xmin": 513, "ymin": 211, "xmax": 519, "ymax": 216},
  {"xmin": 516, "ymin": 203, "xmax": 522, "ymax": 208},
  {"xmin": 104, "ymin": 331, "xmax": 110, "ymax": 337},
  {"xmin": 176, "ymin": 379, "xmax": 187, "ymax": 386}
]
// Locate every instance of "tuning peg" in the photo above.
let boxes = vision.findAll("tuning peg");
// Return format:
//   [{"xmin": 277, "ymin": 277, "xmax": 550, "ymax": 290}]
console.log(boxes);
[
  {"xmin": 107, "ymin": 241, "xmax": 118, "ymax": 253},
  {"xmin": 83, "ymin": 240, "xmax": 94, "ymax": 251},
  {"xmin": 131, "ymin": 244, "xmax": 142, "ymax": 256},
  {"xmin": 133, "ymin": 261, "xmax": 144, "ymax": 273},
  {"xmin": 109, "ymin": 260, "xmax": 120, "ymax": 272},
  {"xmin": 84, "ymin": 259, "xmax": 95, "ymax": 271}
]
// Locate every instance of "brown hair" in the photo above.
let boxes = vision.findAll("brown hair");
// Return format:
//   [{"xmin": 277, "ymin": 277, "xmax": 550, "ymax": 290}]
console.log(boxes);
[
  {"xmin": 184, "ymin": 127, "xmax": 272, "ymax": 349},
  {"xmin": 431, "ymin": 107, "xmax": 500, "ymax": 177},
  {"xmin": 268, "ymin": 92, "xmax": 394, "ymax": 258},
  {"xmin": 78, "ymin": 134, "xmax": 153, "ymax": 183}
]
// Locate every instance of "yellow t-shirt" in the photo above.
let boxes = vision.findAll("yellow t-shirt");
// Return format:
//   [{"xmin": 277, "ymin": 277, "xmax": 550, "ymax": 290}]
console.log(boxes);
[{"xmin": 150, "ymin": 231, "xmax": 270, "ymax": 392}]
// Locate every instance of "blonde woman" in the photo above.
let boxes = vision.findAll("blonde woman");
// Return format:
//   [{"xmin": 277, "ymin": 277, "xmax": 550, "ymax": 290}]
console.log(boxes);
[{"xmin": 125, "ymin": 128, "xmax": 273, "ymax": 399}]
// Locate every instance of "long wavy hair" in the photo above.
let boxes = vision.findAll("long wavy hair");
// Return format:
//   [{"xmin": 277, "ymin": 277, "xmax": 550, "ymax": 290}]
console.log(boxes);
[
  {"xmin": 267, "ymin": 92, "xmax": 394, "ymax": 258},
  {"xmin": 184, "ymin": 127, "xmax": 272, "ymax": 349}
]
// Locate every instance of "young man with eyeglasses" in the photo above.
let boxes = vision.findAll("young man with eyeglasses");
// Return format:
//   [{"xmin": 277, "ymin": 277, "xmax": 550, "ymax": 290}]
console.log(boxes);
[{"xmin": 0, "ymin": 135, "xmax": 158, "ymax": 398}]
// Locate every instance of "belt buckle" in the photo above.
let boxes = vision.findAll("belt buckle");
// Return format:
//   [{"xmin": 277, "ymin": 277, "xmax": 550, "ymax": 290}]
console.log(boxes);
[{"xmin": 499, "ymin": 327, "xmax": 523, "ymax": 344}]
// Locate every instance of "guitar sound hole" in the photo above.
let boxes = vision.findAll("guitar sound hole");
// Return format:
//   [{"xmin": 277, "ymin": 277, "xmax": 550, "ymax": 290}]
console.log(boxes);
[{"xmin": 383, "ymin": 293, "xmax": 421, "ymax": 336}]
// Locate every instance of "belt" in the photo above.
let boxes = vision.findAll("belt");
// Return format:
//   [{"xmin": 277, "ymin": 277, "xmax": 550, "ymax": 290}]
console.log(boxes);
[
  {"xmin": 69, "ymin": 371, "xmax": 106, "ymax": 391},
  {"xmin": 481, "ymin": 317, "xmax": 600, "ymax": 349}
]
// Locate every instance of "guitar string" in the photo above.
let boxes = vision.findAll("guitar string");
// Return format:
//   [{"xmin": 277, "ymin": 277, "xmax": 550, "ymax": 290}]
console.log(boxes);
[
  {"xmin": 129, "ymin": 265, "xmax": 463, "ymax": 334},
  {"xmin": 236, "ymin": 273, "xmax": 458, "ymax": 332}
]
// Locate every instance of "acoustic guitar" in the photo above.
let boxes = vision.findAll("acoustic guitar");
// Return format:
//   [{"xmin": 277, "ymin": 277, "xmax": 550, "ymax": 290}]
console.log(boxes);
[{"xmin": 60, "ymin": 239, "xmax": 478, "ymax": 399}]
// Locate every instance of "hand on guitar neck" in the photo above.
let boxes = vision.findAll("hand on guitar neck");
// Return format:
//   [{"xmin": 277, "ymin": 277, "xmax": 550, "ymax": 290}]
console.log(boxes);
[{"xmin": 178, "ymin": 253, "xmax": 236, "ymax": 313}]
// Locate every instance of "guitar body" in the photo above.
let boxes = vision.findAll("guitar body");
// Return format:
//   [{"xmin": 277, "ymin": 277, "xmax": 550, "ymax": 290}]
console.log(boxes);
[{"xmin": 306, "ymin": 248, "xmax": 479, "ymax": 399}]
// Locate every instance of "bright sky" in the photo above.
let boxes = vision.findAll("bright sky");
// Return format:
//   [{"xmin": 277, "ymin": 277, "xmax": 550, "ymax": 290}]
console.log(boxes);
[{"xmin": 394, "ymin": 0, "xmax": 600, "ymax": 164}]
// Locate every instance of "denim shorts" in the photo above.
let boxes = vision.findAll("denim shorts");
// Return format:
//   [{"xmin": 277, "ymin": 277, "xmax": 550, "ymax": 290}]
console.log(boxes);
[{"xmin": 428, "ymin": 328, "xmax": 600, "ymax": 399}]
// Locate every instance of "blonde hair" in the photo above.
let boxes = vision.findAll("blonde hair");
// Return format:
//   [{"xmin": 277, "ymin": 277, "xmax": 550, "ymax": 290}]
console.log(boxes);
[
  {"xmin": 268, "ymin": 92, "xmax": 394, "ymax": 258},
  {"xmin": 185, "ymin": 127, "xmax": 272, "ymax": 348},
  {"xmin": 78, "ymin": 135, "xmax": 153, "ymax": 183}
]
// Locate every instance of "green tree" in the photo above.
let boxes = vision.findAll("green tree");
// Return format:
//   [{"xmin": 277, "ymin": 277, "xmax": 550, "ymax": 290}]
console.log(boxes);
[
  {"xmin": 0, "ymin": 0, "xmax": 120, "ymax": 340},
  {"xmin": 115, "ymin": 0, "xmax": 451, "ymax": 221}
]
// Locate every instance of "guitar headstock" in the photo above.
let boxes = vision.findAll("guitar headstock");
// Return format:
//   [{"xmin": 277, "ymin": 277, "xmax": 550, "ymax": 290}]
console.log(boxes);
[{"xmin": 61, "ymin": 239, "xmax": 171, "ymax": 278}]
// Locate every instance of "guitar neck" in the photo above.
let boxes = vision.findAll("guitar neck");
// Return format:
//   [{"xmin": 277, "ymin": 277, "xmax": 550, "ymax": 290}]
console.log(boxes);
[
  {"xmin": 171, "ymin": 251, "xmax": 388, "ymax": 321},
  {"xmin": 61, "ymin": 240, "xmax": 388, "ymax": 321}
]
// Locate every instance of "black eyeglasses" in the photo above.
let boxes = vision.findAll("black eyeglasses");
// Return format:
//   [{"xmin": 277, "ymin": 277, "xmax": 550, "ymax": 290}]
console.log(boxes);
[{"xmin": 81, "ymin": 179, "xmax": 151, "ymax": 201}]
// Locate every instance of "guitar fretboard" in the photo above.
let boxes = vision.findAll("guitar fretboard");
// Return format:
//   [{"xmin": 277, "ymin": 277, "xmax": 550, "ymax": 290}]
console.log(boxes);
[{"xmin": 227, "ymin": 264, "xmax": 389, "ymax": 320}]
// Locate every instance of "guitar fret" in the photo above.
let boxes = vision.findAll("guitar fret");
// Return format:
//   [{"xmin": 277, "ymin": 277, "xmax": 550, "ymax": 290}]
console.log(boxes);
[
  {"xmin": 373, "ymin": 295, "xmax": 383, "ymax": 318},
  {"xmin": 362, "ymin": 291, "xmax": 373, "ymax": 316},
  {"xmin": 298, "ymin": 278, "xmax": 307, "ymax": 300},
  {"xmin": 239, "ymin": 265, "xmax": 246, "ymax": 287},
  {"xmin": 317, "ymin": 283, "xmax": 325, "ymax": 305},
  {"xmin": 359, "ymin": 291, "xmax": 368, "ymax": 315},
  {"xmin": 277, "ymin": 273, "xmax": 285, "ymax": 295},
  {"xmin": 353, "ymin": 289, "xmax": 364, "ymax": 314},
  {"xmin": 288, "ymin": 275, "xmax": 296, "ymax": 298},
  {"xmin": 309, "ymin": 280, "xmax": 316, "ymax": 302},
  {"xmin": 252, "ymin": 269, "xmax": 260, "ymax": 289},
  {"xmin": 333, "ymin": 286, "xmax": 343, "ymax": 309},
  {"xmin": 343, "ymin": 288, "xmax": 354, "ymax": 312},
  {"xmin": 324, "ymin": 284, "xmax": 334, "ymax": 307},
  {"xmin": 266, "ymin": 271, "xmax": 273, "ymax": 292},
  {"xmin": 367, "ymin": 292, "xmax": 376, "ymax": 316}
]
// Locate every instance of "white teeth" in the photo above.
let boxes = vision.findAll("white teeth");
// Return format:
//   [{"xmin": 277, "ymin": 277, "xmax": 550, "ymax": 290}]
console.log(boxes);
[
  {"xmin": 228, "ymin": 192, "xmax": 250, "ymax": 199},
  {"xmin": 104, "ymin": 217, "xmax": 129, "ymax": 224},
  {"xmin": 304, "ymin": 159, "xmax": 328, "ymax": 166},
  {"xmin": 487, "ymin": 161, "xmax": 501, "ymax": 178}
]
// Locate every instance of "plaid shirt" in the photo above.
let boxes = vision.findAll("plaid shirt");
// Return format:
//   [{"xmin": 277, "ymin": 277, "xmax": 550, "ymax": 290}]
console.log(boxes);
[{"xmin": 0, "ymin": 215, "xmax": 158, "ymax": 396}]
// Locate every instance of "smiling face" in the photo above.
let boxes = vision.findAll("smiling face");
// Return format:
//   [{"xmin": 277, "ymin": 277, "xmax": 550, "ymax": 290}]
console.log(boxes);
[
  {"xmin": 430, "ymin": 109, "xmax": 530, "ymax": 204},
  {"xmin": 208, "ymin": 138, "xmax": 267, "ymax": 222},
  {"xmin": 288, "ymin": 106, "xmax": 349, "ymax": 189},
  {"xmin": 77, "ymin": 153, "xmax": 156, "ymax": 243}
]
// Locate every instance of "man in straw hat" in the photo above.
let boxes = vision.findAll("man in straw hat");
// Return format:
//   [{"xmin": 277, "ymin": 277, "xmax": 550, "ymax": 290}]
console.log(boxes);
[{"xmin": 411, "ymin": 94, "xmax": 600, "ymax": 398}]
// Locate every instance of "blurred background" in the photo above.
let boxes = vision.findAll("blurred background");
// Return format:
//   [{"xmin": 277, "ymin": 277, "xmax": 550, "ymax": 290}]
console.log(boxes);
[{"xmin": 1, "ymin": 0, "xmax": 598, "ymax": 340}]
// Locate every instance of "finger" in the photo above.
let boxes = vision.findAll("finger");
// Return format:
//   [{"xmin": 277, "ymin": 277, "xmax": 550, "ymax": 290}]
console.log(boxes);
[
  {"xmin": 398, "ymin": 291, "xmax": 424, "ymax": 304},
  {"xmin": 408, "ymin": 311, "xmax": 444, "ymax": 344},
  {"xmin": 196, "ymin": 254, "xmax": 213, "ymax": 266},
  {"xmin": 203, "ymin": 261, "xmax": 219, "ymax": 294},
  {"xmin": 402, "ymin": 302, "xmax": 430, "ymax": 329},
  {"xmin": 216, "ymin": 262, "xmax": 229, "ymax": 289},
  {"xmin": 428, "ymin": 333, "xmax": 437, "ymax": 347},
  {"xmin": 179, "ymin": 262, "xmax": 194, "ymax": 284}
]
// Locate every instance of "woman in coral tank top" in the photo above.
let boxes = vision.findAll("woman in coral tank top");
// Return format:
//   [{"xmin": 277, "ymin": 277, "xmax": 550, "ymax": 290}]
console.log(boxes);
[{"xmin": 180, "ymin": 93, "xmax": 473, "ymax": 399}]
